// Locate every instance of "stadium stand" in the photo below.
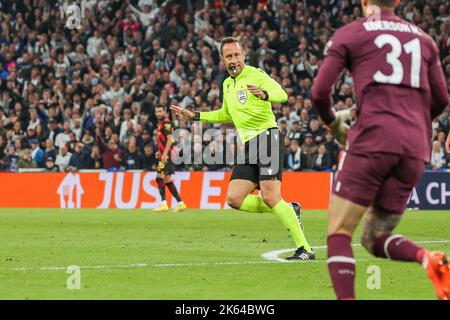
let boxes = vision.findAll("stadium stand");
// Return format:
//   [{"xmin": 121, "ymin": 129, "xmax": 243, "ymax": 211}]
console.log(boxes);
[{"xmin": 0, "ymin": 0, "xmax": 448, "ymax": 172}]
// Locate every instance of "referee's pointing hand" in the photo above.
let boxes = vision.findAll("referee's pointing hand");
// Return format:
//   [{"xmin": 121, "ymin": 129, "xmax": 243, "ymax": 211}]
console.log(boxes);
[
  {"xmin": 171, "ymin": 105, "xmax": 194, "ymax": 121},
  {"xmin": 247, "ymin": 84, "xmax": 267, "ymax": 100}
]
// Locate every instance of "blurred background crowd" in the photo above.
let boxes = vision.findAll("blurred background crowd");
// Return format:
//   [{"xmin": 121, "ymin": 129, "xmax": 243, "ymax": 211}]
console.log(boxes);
[{"xmin": 0, "ymin": 0, "xmax": 448, "ymax": 173}]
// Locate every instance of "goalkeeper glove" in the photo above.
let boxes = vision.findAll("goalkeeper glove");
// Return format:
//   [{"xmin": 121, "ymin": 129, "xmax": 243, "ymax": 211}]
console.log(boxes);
[{"xmin": 328, "ymin": 109, "xmax": 351, "ymax": 145}]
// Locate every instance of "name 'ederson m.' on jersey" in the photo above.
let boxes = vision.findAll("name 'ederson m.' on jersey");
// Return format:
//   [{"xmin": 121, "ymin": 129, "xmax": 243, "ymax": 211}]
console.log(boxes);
[{"xmin": 199, "ymin": 65, "xmax": 288, "ymax": 143}]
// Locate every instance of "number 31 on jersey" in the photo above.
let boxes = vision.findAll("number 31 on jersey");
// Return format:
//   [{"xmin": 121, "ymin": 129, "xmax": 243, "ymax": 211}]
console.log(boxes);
[{"xmin": 373, "ymin": 34, "xmax": 421, "ymax": 88}]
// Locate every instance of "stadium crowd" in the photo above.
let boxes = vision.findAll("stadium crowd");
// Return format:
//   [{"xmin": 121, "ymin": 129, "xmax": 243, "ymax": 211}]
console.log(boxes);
[{"xmin": 0, "ymin": 0, "xmax": 448, "ymax": 173}]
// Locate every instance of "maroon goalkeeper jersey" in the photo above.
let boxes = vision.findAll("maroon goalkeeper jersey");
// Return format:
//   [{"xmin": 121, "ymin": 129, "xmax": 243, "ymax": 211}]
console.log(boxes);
[{"xmin": 312, "ymin": 10, "xmax": 448, "ymax": 162}]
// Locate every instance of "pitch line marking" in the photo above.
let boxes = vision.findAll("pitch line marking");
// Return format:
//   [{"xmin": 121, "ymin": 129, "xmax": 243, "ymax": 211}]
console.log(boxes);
[
  {"xmin": 9, "ymin": 260, "xmax": 322, "ymax": 272},
  {"xmin": 261, "ymin": 239, "xmax": 450, "ymax": 263},
  {"xmin": 11, "ymin": 263, "xmax": 149, "ymax": 272},
  {"xmin": 6, "ymin": 240, "xmax": 449, "ymax": 271}
]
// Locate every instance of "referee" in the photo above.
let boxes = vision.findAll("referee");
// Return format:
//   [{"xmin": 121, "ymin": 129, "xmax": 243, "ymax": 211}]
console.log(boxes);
[{"xmin": 171, "ymin": 37, "xmax": 314, "ymax": 260}]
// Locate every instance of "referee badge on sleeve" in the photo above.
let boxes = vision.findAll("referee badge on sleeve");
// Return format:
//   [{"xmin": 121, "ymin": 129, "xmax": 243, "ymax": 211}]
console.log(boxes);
[{"xmin": 237, "ymin": 90, "xmax": 247, "ymax": 104}]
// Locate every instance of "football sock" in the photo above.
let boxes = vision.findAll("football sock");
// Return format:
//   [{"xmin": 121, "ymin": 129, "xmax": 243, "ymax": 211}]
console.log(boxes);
[
  {"xmin": 165, "ymin": 181, "xmax": 182, "ymax": 202},
  {"xmin": 272, "ymin": 200, "xmax": 312, "ymax": 252},
  {"xmin": 156, "ymin": 177, "xmax": 166, "ymax": 201},
  {"xmin": 372, "ymin": 233, "xmax": 425, "ymax": 264},
  {"xmin": 327, "ymin": 234, "xmax": 356, "ymax": 300},
  {"xmin": 239, "ymin": 195, "xmax": 272, "ymax": 213}
]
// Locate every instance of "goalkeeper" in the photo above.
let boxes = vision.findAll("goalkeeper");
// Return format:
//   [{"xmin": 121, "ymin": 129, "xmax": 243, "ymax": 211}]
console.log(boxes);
[{"xmin": 171, "ymin": 37, "xmax": 314, "ymax": 260}]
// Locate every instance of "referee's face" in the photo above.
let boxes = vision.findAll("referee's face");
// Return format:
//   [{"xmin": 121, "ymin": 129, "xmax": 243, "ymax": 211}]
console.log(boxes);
[{"xmin": 221, "ymin": 42, "xmax": 245, "ymax": 77}]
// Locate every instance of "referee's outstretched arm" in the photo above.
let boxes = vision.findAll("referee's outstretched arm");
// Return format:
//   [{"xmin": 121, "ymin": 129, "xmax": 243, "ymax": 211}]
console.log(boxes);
[{"xmin": 254, "ymin": 69, "xmax": 288, "ymax": 103}]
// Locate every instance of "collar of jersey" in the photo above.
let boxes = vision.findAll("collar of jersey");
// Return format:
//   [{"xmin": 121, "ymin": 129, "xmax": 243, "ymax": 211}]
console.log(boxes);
[
  {"xmin": 231, "ymin": 65, "xmax": 250, "ymax": 80},
  {"xmin": 379, "ymin": 10, "xmax": 396, "ymax": 18}
]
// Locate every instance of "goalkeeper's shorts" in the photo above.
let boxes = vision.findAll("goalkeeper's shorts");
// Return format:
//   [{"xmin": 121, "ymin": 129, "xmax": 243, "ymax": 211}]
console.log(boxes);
[
  {"xmin": 230, "ymin": 128, "xmax": 284, "ymax": 188},
  {"xmin": 333, "ymin": 151, "xmax": 425, "ymax": 214}
]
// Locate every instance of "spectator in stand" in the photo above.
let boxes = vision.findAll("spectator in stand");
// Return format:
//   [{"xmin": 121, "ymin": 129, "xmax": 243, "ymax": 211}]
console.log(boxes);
[
  {"xmin": 35, "ymin": 123, "xmax": 48, "ymax": 146},
  {"xmin": 301, "ymin": 133, "xmax": 318, "ymax": 170},
  {"xmin": 81, "ymin": 130, "xmax": 96, "ymax": 152},
  {"xmin": 120, "ymin": 109, "xmax": 137, "ymax": 142},
  {"xmin": 44, "ymin": 139, "xmax": 57, "ymax": 162},
  {"xmin": 298, "ymin": 109, "xmax": 310, "ymax": 136},
  {"xmin": 308, "ymin": 117, "xmax": 326, "ymax": 145},
  {"xmin": 67, "ymin": 142, "xmax": 90, "ymax": 171},
  {"xmin": 30, "ymin": 139, "xmax": 44, "ymax": 167},
  {"xmin": 47, "ymin": 120, "xmax": 62, "ymax": 144},
  {"xmin": 436, "ymin": 131, "xmax": 447, "ymax": 150},
  {"xmin": 287, "ymin": 120, "xmax": 302, "ymax": 145},
  {"xmin": 23, "ymin": 125, "xmax": 36, "ymax": 146},
  {"xmin": 123, "ymin": 137, "xmax": 144, "ymax": 170},
  {"xmin": 278, "ymin": 119, "xmax": 289, "ymax": 138},
  {"xmin": 55, "ymin": 144, "xmax": 72, "ymax": 172},
  {"xmin": 102, "ymin": 140, "xmax": 123, "ymax": 170},
  {"xmin": 138, "ymin": 128, "xmax": 153, "ymax": 153},
  {"xmin": 277, "ymin": 105, "xmax": 300, "ymax": 128},
  {"xmin": 430, "ymin": 141, "xmax": 446, "ymax": 171},
  {"xmin": 107, "ymin": 105, "xmax": 123, "ymax": 136},
  {"xmin": 2, "ymin": 145, "xmax": 19, "ymax": 172},
  {"xmin": 120, "ymin": 121, "xmax": 136, "ymax": 147},
  {"xmin": 18, "ymin": 149, "xmax": 38, "ymax": 169},
  {"xmin": 54, "ymin": 121, "xmax": 72, "ymax": 148},
  {"xmin": 311, "ymin": 144, "xmax": 332, "ymax": 172},
  {"xmin": 142, "ymin": 143, "xmax": 158, "ymax": 171},
  {"xmin": 67, "ymin": 132, "xmax": 78, "ymax": 153},
  {"xmin": 286, "ymin": 139, "xmax": 308, "ymax": 172},
  {"xmin": 44, "ymin": 156, "xmax": 59, "ymax": 172},
  {"xmin": 89, "ymin": 145, "xmax": 104, "ymax": 170},
  {"xmin": 324, "ymin": 132, "xmax": 341, "ymax": 170},
  {"xmin": 27, "ymin": 107, "xmax": 40, "ymax": 130}
]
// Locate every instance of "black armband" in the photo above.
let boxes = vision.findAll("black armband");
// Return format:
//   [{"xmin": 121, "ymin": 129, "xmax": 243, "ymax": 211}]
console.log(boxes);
[
  {"xmin": 194, "ymin": 111, "xmax": 201, "ymax": 121},
  {"xmin": 262, "ymin": 90, "xmax": 269, "ymax": 101}
]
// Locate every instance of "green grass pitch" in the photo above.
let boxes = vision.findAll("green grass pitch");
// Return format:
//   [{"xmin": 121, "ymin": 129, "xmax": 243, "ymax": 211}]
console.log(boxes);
[{"xmin": 0, "ymin": 209, "xmax": 448, "ymax": 299}]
